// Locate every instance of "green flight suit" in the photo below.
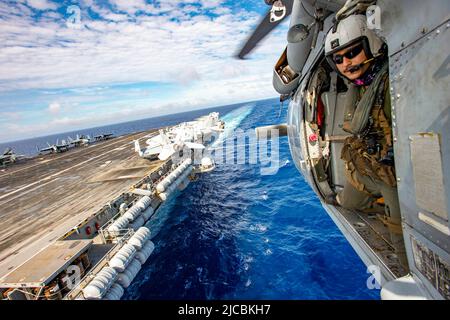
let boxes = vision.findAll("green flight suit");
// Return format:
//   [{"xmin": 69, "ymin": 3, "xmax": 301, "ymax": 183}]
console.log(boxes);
[{"xmin": 336, "ymin": 78, "xmax": 408, "ymax": 270}]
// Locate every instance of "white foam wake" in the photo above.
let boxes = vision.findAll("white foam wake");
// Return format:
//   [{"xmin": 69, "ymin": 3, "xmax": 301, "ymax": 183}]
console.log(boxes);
[{"xmin": 212, "ymin": 104, "xmax": 255, "ymax": 148}]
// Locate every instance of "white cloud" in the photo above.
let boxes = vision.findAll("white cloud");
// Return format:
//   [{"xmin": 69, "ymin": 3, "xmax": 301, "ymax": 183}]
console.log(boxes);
[
  {"xmin": 25, "ymin": 0, "xmax": 58, "ymax": 11},
  {"xmin": 48, "ymin": 102, "xmax": 61, "ymax": 114},
  {"xmin": 0, "ymin": 112, "xmax": 23, "ymax": 121},
  {"xmin": 0, "ymin": 0, "xmax": 288, "ymax": 141},
  {"xmin": 175, "ymin": 66, "xmax": 202, "ymax": 85},
  {"xmin": 212, "ymin": 7, "xmax": 231, "ymax": 15},
  {"xmin": 198, "ymin": 0, "xmax": 224, "ymax": 9},
  {"xmin": 183, "ymin": 5, "xmax": 200, "ymax": 13},
  {"xmin": 0, "ymin": 6, "xmax": 283, "ymax": 91},
  {"xmin": 108, "ymin": 0, "xmax": 150, "ymax": 15}
]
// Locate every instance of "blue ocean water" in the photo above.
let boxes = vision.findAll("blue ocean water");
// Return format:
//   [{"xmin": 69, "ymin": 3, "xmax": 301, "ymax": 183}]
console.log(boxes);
[{"xmin": 119, "ymin": 98, "xmax": 380, "ymax": 300}]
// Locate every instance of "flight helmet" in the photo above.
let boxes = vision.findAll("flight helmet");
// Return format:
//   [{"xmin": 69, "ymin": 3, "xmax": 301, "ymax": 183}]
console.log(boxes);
[{"xmin": 325, "ymin": 14, "xmax": 383, "ymax": 72}]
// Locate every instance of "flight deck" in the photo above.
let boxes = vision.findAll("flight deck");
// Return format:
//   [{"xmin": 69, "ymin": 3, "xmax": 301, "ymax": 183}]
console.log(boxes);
[
  {"xmin": 0, "ymin": 112, "xmax": 223, "ymax": 300},
  {"xmin": 0, "ymin": 129, "xmax": 163, "ymax": 277}
]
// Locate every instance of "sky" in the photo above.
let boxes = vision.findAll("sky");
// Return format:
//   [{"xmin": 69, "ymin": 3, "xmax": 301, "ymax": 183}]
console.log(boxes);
[{"xmin": 0, "ymin": 0, "xmax": 290, "ymax": 143}]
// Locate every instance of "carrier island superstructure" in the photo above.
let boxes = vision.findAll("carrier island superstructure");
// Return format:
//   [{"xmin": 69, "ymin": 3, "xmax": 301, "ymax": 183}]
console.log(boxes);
[{"xmin": 0, "ymin": 112, "xmax": 224, "ymax": 300}]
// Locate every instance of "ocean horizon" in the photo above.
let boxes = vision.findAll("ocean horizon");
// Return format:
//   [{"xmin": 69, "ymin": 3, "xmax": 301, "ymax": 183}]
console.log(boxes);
[{"xmin": 0, "ymin": 98, "xmax": 276, "ymax": 157}]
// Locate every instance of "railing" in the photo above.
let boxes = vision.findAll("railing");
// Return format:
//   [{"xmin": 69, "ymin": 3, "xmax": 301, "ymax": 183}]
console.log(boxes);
[
  {"xmin": 132, "ymin": 158, "xmax": 172, "ymax": 192},
  {"xmin": 63, "ymin": 228, "xmax": 134, "ymax": 300},
  {"xmin": 98, "ymin": 211, "xmax": 128, "ymax": 243}
]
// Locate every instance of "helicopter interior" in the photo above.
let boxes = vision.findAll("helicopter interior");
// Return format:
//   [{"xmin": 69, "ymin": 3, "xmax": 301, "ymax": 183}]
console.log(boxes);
[
  {"xmin": 292, "ymin": 52, "xmax": 409, "ymax": 278},
  {"xmin": 245, "ymin": 0, "xmax": 450, "ymax": 300}
]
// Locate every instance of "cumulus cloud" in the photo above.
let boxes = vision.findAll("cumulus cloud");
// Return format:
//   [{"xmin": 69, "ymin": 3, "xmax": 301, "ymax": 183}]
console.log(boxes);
[
  {"xmin": 0, "ymin": 1, "xmax": 285, "ymax": 91},
  {"xmin": 0, "ymin": 0, "xmax": 288, "ymax": 142}
]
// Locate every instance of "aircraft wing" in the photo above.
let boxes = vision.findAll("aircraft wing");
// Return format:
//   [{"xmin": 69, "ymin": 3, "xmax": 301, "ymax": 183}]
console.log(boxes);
[
  {"xmin": 145, "ymin": 145, "xmax": 164, "ymax": 155},
  {"xmin": 39, "ymin": 147, "xmax": 54, "ymax": 152},
  {"xmin": 146, "ymin": 134, "xmax": 164, "ymax": 146}
]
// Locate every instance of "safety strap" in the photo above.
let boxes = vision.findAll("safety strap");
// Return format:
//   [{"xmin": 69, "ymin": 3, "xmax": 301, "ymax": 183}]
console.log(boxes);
[
  {"xmin": 342, "ymin": 85, "xmax": 358, "ymax": 133},
  {"xmin": 376, "ymin": 75, "xmax": 393, "ymax": 151},
  {"xmin": 349, "ymin": 63, "xmax": 389, "ymax": 134}
]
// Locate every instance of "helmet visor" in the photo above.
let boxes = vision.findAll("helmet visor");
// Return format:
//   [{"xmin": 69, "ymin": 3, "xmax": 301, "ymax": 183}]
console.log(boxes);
[
  {"xmin": 325, "ymin": 36, "xmax": 373, "ymax": 74},
  {"xmin": 332, "ymin": 42, "xmax": 364, "ymax": 64}
]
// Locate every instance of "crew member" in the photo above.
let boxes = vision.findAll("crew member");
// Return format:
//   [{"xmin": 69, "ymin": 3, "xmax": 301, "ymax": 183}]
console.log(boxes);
[{"xmin": 325, "ymin": 14, "xmax": 407, "ymax": 269}]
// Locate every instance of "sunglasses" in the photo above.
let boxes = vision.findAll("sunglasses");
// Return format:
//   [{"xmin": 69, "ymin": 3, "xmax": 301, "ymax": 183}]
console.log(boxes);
[{"xmin": 332, "ymin": 43, "xmax": 364, "ymax": 64}]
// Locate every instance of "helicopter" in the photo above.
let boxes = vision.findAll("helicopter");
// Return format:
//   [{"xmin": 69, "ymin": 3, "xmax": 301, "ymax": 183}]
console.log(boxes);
[{"xmin": 237, "ymin": 0, "xmax": 450, "ymax": 300}]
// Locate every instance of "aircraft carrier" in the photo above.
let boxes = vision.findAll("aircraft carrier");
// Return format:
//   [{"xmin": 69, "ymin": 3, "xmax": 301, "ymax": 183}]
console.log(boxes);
[{"xmin": 0, "ymin": 113, "xmax": 224, "ymax": 300}]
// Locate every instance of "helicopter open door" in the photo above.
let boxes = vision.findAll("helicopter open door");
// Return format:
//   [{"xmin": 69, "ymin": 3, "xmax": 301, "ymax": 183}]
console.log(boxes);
[
  {"xmin": 244, "ymin": 0, "xmax": 449, "ymax": 300},
  {"xmin": 287, "ymin": 1, "xmax": 450, "ymax": 299},
  {"xmin": 285, "ymin": 8, "xmax": 413, "ymax": 287},
  {"xmin": 288, "ymin": 53, "xmax": 411, "ymax": 287}
]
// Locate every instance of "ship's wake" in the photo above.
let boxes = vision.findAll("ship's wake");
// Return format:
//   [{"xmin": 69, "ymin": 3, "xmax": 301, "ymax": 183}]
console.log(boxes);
[{"xmin": 211, "ymin": 104, "xmax": 255, "ymax": 148}]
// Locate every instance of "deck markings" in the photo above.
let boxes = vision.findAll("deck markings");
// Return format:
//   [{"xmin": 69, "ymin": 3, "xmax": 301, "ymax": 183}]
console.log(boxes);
[
  {"xmin": 0, "ymin": 131, "xmax": 158, "ymax": 277},
  {"xmin": 0, "ymin": 132, "xmax": 149, "ymax": 203},
  {"xmin": 0, "ymin": 133, "xmax": 142, "ymax": 179}
]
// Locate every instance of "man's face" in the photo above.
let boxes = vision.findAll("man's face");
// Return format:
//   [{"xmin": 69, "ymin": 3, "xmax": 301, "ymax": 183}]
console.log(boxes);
[{"xmin": 333, "ymin": 42, "xmax": 370, "ymax": 80}]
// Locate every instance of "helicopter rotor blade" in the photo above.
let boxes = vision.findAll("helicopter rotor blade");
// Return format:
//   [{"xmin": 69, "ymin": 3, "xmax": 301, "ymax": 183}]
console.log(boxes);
[{"xmin": 235, "ymin": 0, "xmax": 294, "ymax": 59}]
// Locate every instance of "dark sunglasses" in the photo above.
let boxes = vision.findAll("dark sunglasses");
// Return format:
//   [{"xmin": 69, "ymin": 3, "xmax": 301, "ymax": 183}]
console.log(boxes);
[{"xmin": 332, "ymin": 43, "xmax": 364, "ymax": 64}]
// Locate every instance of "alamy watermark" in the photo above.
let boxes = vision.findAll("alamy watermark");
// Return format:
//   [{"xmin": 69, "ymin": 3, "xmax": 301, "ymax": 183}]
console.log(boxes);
[
  {"xmin": 66, "ymin": 5, "xmax": 82, "ymax": 29},
  {"xmin": 366, "ymin": 5, "xmax": 381, "ymax": 30},
  {"xmin": 170, "ymin": 128, "xmax": 281, "ymax": 176},
  {"xmin": 366, "ymin": 265, "xmax": 382, "ymax": 290},
  {"xmin": 61, "ymin": 264, "xmax": 82, "ymax": 291}
]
